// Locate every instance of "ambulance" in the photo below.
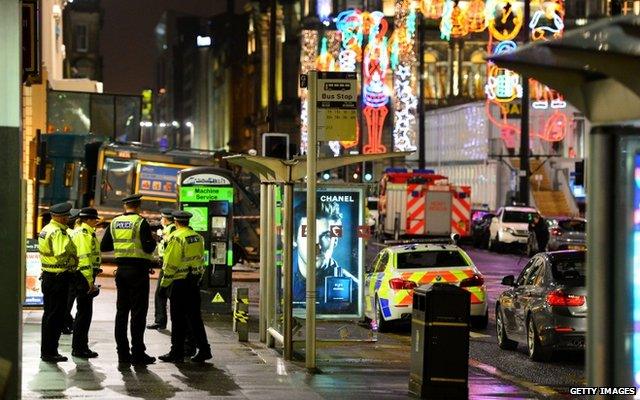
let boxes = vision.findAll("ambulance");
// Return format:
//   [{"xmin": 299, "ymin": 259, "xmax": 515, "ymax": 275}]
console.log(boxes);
[{"xmin": 377, "ymin": 168, "xmax": 472, "ymax": 239}]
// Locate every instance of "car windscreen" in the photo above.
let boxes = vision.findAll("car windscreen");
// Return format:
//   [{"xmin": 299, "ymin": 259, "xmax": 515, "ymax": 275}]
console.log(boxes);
[
  {"xmin": 503, "ymin": 211, "xmax": 537, "ymax": 223},
  {"xmin": 558, "ymin": 219, "xmax": 586, "ymax": 232},
  {"xmin": 552, "ymin": 258, "xmax": 586, "ymax": 286},
  {"xmin": 397, "ymin": 250, "xmax": 470, "ymax": 269}
]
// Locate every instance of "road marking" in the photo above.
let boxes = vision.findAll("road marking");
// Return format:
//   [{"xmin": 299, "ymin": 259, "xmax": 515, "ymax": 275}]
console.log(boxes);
[
  {"xmin": 470, "ymin": 331, "xmax": 491, "ymax": 338},
  {"xmin": 469, "ymin": 358, "xmax": 560, "ymax": 397}
]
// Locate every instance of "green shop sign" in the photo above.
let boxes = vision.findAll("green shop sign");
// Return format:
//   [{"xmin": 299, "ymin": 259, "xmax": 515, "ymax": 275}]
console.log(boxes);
[{"xmin": 180, "ymin": 186, "xmax": 233, "ymax": 202}]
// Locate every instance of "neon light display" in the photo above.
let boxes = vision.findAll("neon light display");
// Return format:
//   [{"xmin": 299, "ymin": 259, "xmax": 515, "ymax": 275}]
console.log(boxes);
[
  {"xmin": 362, "ymin": 11, "xmax": 390, "ymax": 154},
  {"xmin": 392, "ymin": 0, "xmax": 419, "ymax": 153},
  {"xmin": 529, "ymin": 0, "xmax": 564, "ymax": 41},
  {"xmin": 420, "ymin": 0, "xmax": 446, "ymax": 19},
  {"xmin": 484, "ymin": 0, "xmax": 569, "ymax": 144},
  {"xmin": 486, "ymin": 0, "xmax": 523, "ymax": 41},
  {"xmin": 300, "ymin": 29, "xmax": 319, "ymax": 154},
  {"xmin": 634, "ymin": 153, "xmax": 640, "ymax": 386}
]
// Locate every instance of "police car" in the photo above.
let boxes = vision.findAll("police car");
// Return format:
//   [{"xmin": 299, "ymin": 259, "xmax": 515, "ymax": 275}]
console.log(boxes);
[{"xmin": 364, "ymin": 243, "xmax": 488, "ymax": 331}]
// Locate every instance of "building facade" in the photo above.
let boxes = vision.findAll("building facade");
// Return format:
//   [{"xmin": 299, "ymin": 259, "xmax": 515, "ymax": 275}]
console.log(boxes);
[{"xmin": 62, "ymin": 0, "xmax": 103, "ymax": 81}]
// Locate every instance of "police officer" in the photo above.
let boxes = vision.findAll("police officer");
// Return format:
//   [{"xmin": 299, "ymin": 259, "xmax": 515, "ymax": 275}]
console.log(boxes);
[
  {"xmin": 39, "ymin": 202, "xmax": 78, "ymax": 362},
  {"xmin": 101, "ymin": 194, "xmax": 156, "ymax": 365},
  {"xmin": 70, "ymin": 207, "xmax": 101, "ymax": 358},
  {"xmin": 147, "ymin": 208, "xmax": 176, "ymax": 330},
  {"xmin": 63, "ymin": 208, "xmax": 81, "ymax": 335},
  {"xmin": 158, "ymin": 211, "xmax": 212, "ymax": 363}
]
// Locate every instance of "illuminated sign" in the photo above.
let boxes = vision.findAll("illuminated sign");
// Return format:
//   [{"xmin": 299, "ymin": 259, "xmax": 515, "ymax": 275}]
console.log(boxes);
[
  {"xmin": 292, "ymin": 186, "xmax": 364, "ymax": 319},
  {"xmin": 316, "ymin": 72, "xmax": 358, "ymax": 142},
  {"xmin": 182, "ymin": 173, "xmax": 231, "ymax": 186}
]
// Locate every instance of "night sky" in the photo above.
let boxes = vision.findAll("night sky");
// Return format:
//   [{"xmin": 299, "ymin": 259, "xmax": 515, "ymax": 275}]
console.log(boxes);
[{"xmin": 99, "ymin": 0, "xmax": 248, "ymax": 94}]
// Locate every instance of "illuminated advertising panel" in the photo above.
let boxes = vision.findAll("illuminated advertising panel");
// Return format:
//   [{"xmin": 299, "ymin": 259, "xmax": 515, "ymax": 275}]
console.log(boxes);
[
  {"xmin": 137, "ymin": 162, "xmax": 184, "ymax": 200},
  {"xmin": 292, "ymin": 186, "xmax": 364, "ymax": 319},
  {"xmin": 25, "ymin": 239, "xmax": 43, "ymax": 306}
]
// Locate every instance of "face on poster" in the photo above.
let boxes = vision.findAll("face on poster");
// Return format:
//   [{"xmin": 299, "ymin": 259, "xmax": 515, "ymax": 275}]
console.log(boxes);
[{"xmin": 292, "ymin": 186, "xmax": 364, "ymax": 319}]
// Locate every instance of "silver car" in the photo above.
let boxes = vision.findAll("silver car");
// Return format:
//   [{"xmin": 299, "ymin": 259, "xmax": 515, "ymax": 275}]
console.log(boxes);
[
  {"xmin": 495, "ymin": 251, "xmax": 586, "ymax": 361},
  {"xmin": 546, "ymin": 217, "xmax": 586, "ymax": 251}
]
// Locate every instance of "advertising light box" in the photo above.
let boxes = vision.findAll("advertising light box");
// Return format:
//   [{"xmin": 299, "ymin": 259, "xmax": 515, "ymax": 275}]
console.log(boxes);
[
  {"xmin": 292, "ymin": 185, "xmax": 364, "ymax": 319},
  {"xmin": 25, "ymin": 239, "xmax": 43, "ymax": 306}
]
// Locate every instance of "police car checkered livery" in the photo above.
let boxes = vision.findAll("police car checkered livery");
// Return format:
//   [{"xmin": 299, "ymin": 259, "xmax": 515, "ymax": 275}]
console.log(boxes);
[{"xmin": 364, "ymin": 243, "xmax": 488, "ymax": 331}]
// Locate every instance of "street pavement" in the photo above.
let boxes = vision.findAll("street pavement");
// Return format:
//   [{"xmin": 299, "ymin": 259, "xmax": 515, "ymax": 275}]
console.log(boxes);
[{"xmin": 22, "ymin": 271, "xmax": 545, "ymax": 399}]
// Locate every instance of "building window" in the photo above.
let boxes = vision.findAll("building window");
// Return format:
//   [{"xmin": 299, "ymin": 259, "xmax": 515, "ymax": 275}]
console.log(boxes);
[{"xmin": 75, "ymin": 24, "xmax": 88, "ymax": 52}]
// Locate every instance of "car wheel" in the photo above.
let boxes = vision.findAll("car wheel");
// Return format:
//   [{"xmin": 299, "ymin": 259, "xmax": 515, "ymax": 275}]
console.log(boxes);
[
  {"xmin": 526, "ymin": 316, "xmax": 552, "ymax": 361},
  {"xmin": 496, "ymin": 306, "xmax": 518, "ymax": 350},
  {"xmin": 375, "ymin": 296, "xmax": 390, "ymax": 333},
  {"xmin": 472, "ymin": 309, "xmax": 489, "ymax": 330}
]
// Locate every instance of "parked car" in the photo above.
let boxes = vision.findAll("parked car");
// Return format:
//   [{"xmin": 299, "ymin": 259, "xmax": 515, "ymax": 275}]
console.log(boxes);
[
  {"xmin": 495, "ymin": 250, "xmax": 586, "ymax": 361},
  {"xmin": 471, "ymin": 210, "xmax": 495, "ymax": 249},
  {"xmin": 364, "ymin": 243, "xmax": 488, "ymax": 331},
  {"xmin": 546, "ymin": 217, "xmax": 586, "ymax": 251},
  {"xmin": 489, "ymin": 206, "xmax": 540, "ymax": 252}
]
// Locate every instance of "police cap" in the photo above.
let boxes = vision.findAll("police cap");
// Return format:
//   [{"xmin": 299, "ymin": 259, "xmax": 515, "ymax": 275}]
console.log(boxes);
[
  {"xmin": 122, "ymin": 193, "xmax": 143, "ymax": 205},
  {"xmin": 160, "ymin": 207, "xmax": 175, "ymax": 219},
  {"xmin": 69, "ymin": 208, "xmax": 81, "ymax": 220},
  {"xmin": 50, "ymin": 202, "xmax": 72, "ymax": 216},
  {"xmin": 79, "ymin": 207, "xmax": 99, "ymax": 219},
  {"xmin": 172, "ymin": 210, "xmax": 193, "ymax": 222}
]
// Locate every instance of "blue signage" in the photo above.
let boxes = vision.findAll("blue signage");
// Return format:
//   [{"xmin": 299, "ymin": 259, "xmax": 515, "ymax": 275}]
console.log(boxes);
[{"xmin": 138, "ymin": 163, "xmax": 182, "ymax": 199}]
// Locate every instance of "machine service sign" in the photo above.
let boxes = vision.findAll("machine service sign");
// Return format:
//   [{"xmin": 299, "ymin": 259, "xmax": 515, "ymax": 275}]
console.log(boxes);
[
  {"xmin": 315, "ymin": 71, "xmax": 357, "ymax": 142},
  {"xmin": 292, "ymin": 185, "xmax": 364, "ymax": 319}
]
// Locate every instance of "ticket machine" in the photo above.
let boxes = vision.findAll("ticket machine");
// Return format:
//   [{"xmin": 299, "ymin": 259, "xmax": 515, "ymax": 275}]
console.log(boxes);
[{"xmin": 177, "ymin": 167, "xmax": 234, "ymax": 314}]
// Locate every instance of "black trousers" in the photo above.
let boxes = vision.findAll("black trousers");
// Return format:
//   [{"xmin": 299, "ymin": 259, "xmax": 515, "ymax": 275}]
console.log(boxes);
[
  {"xmin": 71, "ymin": 271, "xmax": 94, "ymax": 352},
  {"xmin": 168, "ymin": 276, "xmax": 209, "ymax": 356},
  {"xmin": 64, "ymin": 280, "xmax": 77, "ymax": 330},
  {"xmin": 41, "ymin": 271, "xmax": 71, "ymax": 356},
  {"xmin": 115, "ymin": 266, "xmax": 150, "ymax": 357},
  {"xmin": 153, "ymin": 269, "xmax": 168, "ymax": 326}
]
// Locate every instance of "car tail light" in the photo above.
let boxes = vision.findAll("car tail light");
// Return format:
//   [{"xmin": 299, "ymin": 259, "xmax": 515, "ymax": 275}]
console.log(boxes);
[
  {"xmin": 550, "ymin": 228, "xmax": 562, "ymax": 236},
  {"xmin": 554, "ymin": 327, "xmax": 575, "ymax": 333},
  {"xmin": 460, "ymin": 274, "xmax": 484, "ymax": 287},
  {"xmin": 546, "ymin": 290, "xmax": 585, "ymax": 307},
  {"xmin": 389, "ymin": 278, "xmax": 417, "ymax": 290}
]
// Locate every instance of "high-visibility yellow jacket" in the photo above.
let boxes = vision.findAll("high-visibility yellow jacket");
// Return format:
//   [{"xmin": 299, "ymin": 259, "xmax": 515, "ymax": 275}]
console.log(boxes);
[
  {"xmin": 110, "ymin": 214, "xmax": 154, "ymax": 260},
  {"xmin": 157, "ymin": 223, "xmax": 176, "ymax": 258},
  {"xmin": 38, "ymin": 220, "xmax": 77, "ymax": 273},
  {"xmin": 71, "ymin": 222, "xmax": 101, "ymax": 285},
  {"xmin": 160, "ymin": 226, "xmax": 205, "ymax": 287}
]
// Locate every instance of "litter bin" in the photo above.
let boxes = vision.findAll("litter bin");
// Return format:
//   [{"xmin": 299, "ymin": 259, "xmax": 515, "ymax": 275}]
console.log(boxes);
[{"xmin": 409, "ymin": 283, "xmax": 470, "ymax": 399}]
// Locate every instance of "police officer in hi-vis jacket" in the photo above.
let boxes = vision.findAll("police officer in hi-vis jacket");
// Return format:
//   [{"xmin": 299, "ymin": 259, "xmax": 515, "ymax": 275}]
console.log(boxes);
[
  {"xmin": 101, "ymin": 194, "xmax": 156, "ymax": 365},
  {"xmin": 38, "ymin": 202, "xmax": 78, "ymax": 362}
]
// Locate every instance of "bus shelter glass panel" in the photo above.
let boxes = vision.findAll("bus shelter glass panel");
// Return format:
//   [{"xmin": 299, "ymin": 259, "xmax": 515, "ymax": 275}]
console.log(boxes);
[
  {"xmin": 273, "ymin": 185, "xmax": 284, "ymax": 333},
  {"xmin": 292, "ymin": 185, "xmax": 365, "ymax": 319}
]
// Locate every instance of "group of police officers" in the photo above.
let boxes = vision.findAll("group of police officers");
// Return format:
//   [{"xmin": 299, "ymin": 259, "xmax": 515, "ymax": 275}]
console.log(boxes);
[{"xmin": 38, "ymin": 193, "xmax": 212, "ymax": 365}]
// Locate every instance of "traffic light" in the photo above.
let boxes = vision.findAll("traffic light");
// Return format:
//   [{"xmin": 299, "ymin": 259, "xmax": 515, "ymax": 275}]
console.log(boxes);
[
  {"xmin": 574, "ymin": 160, "xmax": 584, "ymax": 186},
  {"xmin": 262, "ymin": 133, "xmax": 289, "ymax": 159},
  {"xmin": 363, "ymin": 161, "xmax": 374, "ymax": 182}
]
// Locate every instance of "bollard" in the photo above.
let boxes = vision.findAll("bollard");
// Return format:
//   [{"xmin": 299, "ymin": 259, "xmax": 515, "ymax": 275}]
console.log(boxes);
[{"xmin": 234, "ymin": 287, "xmax": 249, "ymax": 342}]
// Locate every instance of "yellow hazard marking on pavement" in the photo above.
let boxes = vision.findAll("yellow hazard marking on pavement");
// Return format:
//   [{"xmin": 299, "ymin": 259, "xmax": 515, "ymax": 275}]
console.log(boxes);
[
  {"xmin": 212, "ymin": 293, "xmax": 225, "ymax": 303},
  {"xmin": 469, "ymin": 331, "xmax": 491, "ymax": 339},
  {"xmin": 469, "ymin": 358, "xmax": 560, "ymax": 397}
]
